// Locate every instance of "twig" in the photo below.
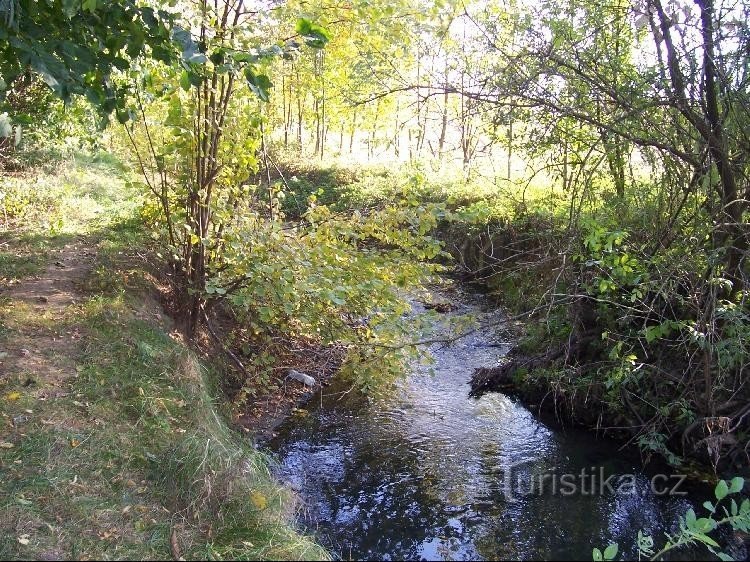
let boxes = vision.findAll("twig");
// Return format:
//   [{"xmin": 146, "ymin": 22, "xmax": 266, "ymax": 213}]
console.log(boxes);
[{"xmin": 202, "ymin": 307, "xmax": 251, "ymax": 378}]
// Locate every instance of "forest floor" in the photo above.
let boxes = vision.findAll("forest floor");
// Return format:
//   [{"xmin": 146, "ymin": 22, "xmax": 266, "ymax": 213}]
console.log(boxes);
[{"xmin": 0, "ymin": 154, "xmax": 327, "ymax": 560}]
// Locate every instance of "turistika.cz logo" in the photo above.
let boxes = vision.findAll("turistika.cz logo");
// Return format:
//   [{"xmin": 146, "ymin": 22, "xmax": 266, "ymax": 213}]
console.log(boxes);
[{"xmin": 500, "ymin": 463, "xmax": 688, "ymax": 503}]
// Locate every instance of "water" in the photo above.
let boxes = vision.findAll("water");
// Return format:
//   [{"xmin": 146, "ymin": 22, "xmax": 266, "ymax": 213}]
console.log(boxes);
[{"xmin": 267, "ymin": 293, "xmax": 708, "ymax": 560}]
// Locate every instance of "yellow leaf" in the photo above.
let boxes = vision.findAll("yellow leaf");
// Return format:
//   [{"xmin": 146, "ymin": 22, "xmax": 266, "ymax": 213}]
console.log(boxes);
[
  {"xmin": 70, "ymin": 439, "xmax": 80, "ymax": 448},
  {"xmin": 5, "ymin": 391, "xmax": 21, "ymax": 401},
  {"xmin": 249, "ymin": 491, "xmax": 267, "ymax": 510}
]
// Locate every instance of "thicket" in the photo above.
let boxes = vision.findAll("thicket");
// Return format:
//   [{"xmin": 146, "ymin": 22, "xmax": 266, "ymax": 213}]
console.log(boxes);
[{"xmin": 1, "ymin": 0, "xmax": 748, "ymax": 473}]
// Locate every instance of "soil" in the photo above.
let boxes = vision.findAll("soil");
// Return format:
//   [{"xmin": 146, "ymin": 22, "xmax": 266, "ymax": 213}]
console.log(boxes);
[{"xmin": 1, "ymin": 237, "xmax": 95, "ymax": 402}]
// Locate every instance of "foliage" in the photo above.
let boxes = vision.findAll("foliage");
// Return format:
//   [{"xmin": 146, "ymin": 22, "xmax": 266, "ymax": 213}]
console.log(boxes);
[
  {"xmin": 0, "ymin": 0, "xmax": 174, "ymax": 111},
  {"xmin": 213, "ymin": 195, "xmax": 445, "ymax": 393},
  {"xmin": 594, "ymin": 477, "xmax": 750, "ymax": 561}
]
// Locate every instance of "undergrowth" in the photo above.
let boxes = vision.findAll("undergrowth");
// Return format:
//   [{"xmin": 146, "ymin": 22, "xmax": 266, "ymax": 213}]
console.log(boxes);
[{"xmin": 0, "ymin": 152, "xmax": 328, "ymax": 560}]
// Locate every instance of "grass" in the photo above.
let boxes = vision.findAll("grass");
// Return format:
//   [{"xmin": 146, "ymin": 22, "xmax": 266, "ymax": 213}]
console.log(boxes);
[
  {"xmin": 272, "ymin": 149, "xmax": 572, "ymax": 222},
  {"xmin": 0, "ymin": 151, "xmax": 135, "ymax": 285},
  {"xmin": 0, "ymin": 152, "xmax": 328, "ymax": 560}
]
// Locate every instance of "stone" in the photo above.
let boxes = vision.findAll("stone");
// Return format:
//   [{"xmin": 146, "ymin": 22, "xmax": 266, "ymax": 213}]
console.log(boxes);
[{"xmin": 286, "ymin": 369, "xmax": 316, "ymax": 386}]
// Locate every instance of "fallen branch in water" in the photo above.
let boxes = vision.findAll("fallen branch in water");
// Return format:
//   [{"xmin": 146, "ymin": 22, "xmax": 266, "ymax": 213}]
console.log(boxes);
[
  {"xmin": 469, "ymin": 331, "xmax": 598, "ymax": 397},
  {"xmin": 367, "ymin": 296, "xmax": 578, "ymax": 351}
]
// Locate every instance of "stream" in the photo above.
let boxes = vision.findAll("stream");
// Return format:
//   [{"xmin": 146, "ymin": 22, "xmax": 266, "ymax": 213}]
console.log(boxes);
[{"xmin": 266, "ymin": 291, "xmax": 711, "ymax": 561}]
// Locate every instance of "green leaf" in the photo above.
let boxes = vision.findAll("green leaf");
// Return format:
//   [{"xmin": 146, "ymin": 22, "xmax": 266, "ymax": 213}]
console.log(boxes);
[
  {"xmin": 244, "ymin": 68, "xmax": 272, "ymax": 102},
  {"xmin": 172, "ymin": 27, "xmax": 193, "ymax": 51},
  {"xmin": 692, "ymin": 530, "xmax": 719, "ymax": 547},
  {"xmin": 717, "ymin": 552, "xmax": 735, "ymax": 561},
  {"xmin": 183, "ymin": 50, "xmax": 207, "ymax": 64},
  {"xmin": 295, "ymin": 18, "xmax": 331, "ymax": 48},
  {"xmin": 111, "ymin": 57, "xmax": 129, "ymax": 71},
  {"xmin": 715, "ymin": 480, "xmax": 729, "ymax": 501},
  {"xmin": 180, "ymin": 70, "xmax": 191, "ymax": 91},
  {"xmin": 603, "ymin": 543, "xmax": 618, "ymax": 560},
  {"xmin": 592, "ymin": 548, "xmax": 603, "ymax": 562},
  {"xmin": 728, "ymin": 477, "xmax": 744, "ymax": 494},
  {"xmin": 209, "ymin": 50, "xmax": 225, "ymax": 65},
  {"xmin": 694, "ymin": 517, "xmax": 717, "ymax": 534},
  {"xmin": 115, "ymin": 109, "xmax": 130, "ymax": 124},
  {"xmin": 703, "ymin": 501, "xmax": 715, "ymax": 513}
]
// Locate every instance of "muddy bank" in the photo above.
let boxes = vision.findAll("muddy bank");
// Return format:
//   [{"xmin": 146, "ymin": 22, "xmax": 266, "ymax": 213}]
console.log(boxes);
[{"xmin": 237, "ymin": 374, "xmax": 333, "ymax": 444}]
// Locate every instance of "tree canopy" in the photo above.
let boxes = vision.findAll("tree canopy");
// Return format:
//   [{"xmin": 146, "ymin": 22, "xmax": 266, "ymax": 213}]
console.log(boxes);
[{"xmin": 0, "ymin": 0, "xmax": 178, "ymax": 116}]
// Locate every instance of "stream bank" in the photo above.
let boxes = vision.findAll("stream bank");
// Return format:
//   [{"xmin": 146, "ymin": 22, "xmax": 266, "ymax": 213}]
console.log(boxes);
[{"xmin": 263, "ymin": 288, "xmax": 726, "ymax": 561}]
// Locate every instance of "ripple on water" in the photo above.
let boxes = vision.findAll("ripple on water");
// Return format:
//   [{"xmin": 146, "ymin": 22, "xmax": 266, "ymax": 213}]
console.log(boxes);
[{"xmin": 269, "ymin": 294, "xmax": 705, "ymax": 561}]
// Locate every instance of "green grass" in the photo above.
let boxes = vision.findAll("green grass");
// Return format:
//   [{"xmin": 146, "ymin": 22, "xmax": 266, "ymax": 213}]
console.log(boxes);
[
  {"xmin": 273, "ymin": 151, "xmax": 571, "ymax": 222},
  {"xmin": 0, "ymin": 152, "xmax": 328, "ymax": 561},
  {"xmin": 0, "ymin": 243, "xmax": 48, "ymax": 282}
]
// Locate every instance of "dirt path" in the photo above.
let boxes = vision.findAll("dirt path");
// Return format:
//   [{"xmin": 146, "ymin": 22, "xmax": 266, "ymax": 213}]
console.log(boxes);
[
  {"xmin": 6, "ymin": 237, "xmax": 95, "ymax": 306},
  {"xmin": 1, "ymin": 237, "xmax": 96, "ymax": 402}
]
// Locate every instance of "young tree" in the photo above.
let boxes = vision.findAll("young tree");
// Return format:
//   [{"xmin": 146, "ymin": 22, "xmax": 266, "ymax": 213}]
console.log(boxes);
[{"xmin": 125, "ymin": 1, "xmax": 329, "ymax": 335}]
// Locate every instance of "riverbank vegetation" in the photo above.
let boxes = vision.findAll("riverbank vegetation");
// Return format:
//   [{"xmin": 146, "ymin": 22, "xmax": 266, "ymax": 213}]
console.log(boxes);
[
  {"xmin": 1, "ymin": 0, "xmax": 749, "ymax": 558},
  {"xmin": 0, "ymin": 155, "xmax": 327, "ymax": 559}
]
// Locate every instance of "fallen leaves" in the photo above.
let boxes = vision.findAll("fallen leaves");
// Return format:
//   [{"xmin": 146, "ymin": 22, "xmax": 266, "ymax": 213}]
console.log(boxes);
[
  {"xmin": 97, "ymin": 528, "xmax": 119, "ymax": 541},
  {"xmin": 249, "ymin": 490, "xmax": 267, "ymax": 510},
  {"xmin": 0, "ymin": 441, "xmax": 14, "ymax": 449},
  {"xmin": 5, "ymin": 391, "xmax": 21, "ymax": 401},
  {"xmin": 17, "ymin": 534, "xmax": 30, "ymax": 545}
]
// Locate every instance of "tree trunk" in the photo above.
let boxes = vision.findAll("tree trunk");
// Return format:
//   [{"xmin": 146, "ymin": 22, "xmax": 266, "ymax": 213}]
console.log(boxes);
[
  {"xmin": 438, "ymin": 85, "xmax": 448, "ymax": 156},
  {"xmin": 349, "ymin": 107, "xmax": 357, "ymax": 154},
  {"xmin": 282, "ymin": 72, "xmax": 288, "ymax": 147},
  {"xmin": 393, "ymin": 98, "xmax": 400, "ymax": 158},
  {"xmin": 296, "ymin": 65, "xmax": 303, "ymax": 152},
  {"xmin": 698, "ymin": 0, "xmax": 746, "ymax": 292}
]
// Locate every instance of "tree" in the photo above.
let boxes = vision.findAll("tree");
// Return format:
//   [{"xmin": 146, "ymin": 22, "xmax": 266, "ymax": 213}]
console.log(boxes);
[
  {"xmin": 124, "ymin": 0, "xmax": 329, "ymax": 335},
  {"xmin": 0, "ymin": 0, "xmax": 174, "ymax": 117}
]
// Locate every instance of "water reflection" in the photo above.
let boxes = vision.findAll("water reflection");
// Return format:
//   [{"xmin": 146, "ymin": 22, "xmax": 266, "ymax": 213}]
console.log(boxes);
[{"xmin": 268, "ymin": 299, "xmax": 700, "ymax": 560}]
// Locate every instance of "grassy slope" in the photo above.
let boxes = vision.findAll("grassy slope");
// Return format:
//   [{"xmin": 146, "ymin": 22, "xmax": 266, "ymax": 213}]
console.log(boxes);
[{"xmin": 0, "ymin": 154, "xmax": 327, "ymax": 560}]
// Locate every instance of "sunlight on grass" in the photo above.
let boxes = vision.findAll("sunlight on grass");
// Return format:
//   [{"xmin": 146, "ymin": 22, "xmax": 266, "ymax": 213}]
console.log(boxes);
[{"xmin": 0, "ymin": 153, "xmax": 329, "ymax": 561}]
